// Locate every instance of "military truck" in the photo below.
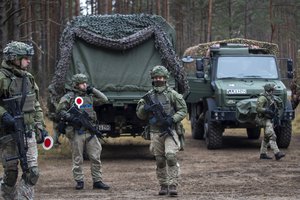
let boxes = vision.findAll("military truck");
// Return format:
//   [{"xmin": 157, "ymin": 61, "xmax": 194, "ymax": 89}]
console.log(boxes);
[
  {"xmin": 47, "ymin": 14, "xmax": 189, "ymax": 138},
  {"xmin": 183, "ymin": 38, "xmax": 294, "ymax": 149}
]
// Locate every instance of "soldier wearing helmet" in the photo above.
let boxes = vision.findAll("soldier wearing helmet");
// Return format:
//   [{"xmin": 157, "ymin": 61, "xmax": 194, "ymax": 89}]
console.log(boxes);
[
  {"xmin": 256, "ymin": 83, "xmax": 285, "ymax": 160},
  {"xmin": 0, "ymin": 41, "xmax": 47, "ymax": 199},
  {"xmin": 136, "ymin": 65, "xmax": 187, "ymax": 196},
  {"xmin": 56, "ymin": 73, "xmax": 110, "ymax": 190}
]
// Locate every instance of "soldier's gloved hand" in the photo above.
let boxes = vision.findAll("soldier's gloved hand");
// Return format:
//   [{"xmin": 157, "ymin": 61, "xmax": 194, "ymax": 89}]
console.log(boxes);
[
  {"xmin": 63, "ymin": 113, "xmax": 74, "ymax": 122},
  {"xmin": 264, "ymin": 109, "xmax": 275, "ymax": 118},
  {"xmin": 72, "ymin": 117, "xmax": 82, "ymax": 129},
  {"xmin": 143, "ymin": 104, "xmax": 152, "ymax": 112},
  {"xmin": 2, "ymin": 112, "xmax": 15, "ymax": 128},
  {"xmin": 36, "ymin": 127, "xmax": 49, "ymax": 144},
  {"xmin": 86, "ymin": 86, "xmax": 94, "ymax": 95},
  {"xmin": 163, "ymin": 116, "xmax": 173, "ymax": 126}
]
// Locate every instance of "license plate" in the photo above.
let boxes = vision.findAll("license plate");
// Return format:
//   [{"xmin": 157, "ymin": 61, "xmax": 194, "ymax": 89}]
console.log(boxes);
[{"xmin": 98, "ymin": 124, "xmax": 111, "ymax": 131}]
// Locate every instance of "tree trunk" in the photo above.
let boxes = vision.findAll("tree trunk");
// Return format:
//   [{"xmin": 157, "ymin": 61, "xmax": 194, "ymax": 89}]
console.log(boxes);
[{"xmin": 207, "ymin": 0, "xmax": 213, "ymax": 42}]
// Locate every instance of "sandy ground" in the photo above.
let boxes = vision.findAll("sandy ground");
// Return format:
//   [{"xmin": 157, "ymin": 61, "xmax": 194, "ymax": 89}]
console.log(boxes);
[{"xmin": 28, "ymin": 125, "xmax": 300, "ymax": 200}]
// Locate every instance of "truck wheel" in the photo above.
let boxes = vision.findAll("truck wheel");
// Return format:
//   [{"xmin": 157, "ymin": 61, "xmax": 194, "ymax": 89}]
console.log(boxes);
[
  {"xmin": 204, "ymin": 112, "xmax": 223, "ymax": 149},
  {"xmin": 247, "ymin": 128, "xmax": 261, "ymax": 139},
  {"xmin": 275, "ymin": 121, "xmax": 292, "ymax": 148}
]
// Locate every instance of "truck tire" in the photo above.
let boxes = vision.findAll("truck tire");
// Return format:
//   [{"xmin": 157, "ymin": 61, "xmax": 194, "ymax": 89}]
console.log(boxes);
[
  {"xmin": 204, "ymin": 112, "xmax": 223, "ymax": 149},
  {"xmin": 275, "ymin": 121, "xmax": 292, "ymax": 148},
  {"xmin": 190, "ymin": 104, "xmax": 204, "ymax": 140},
  {"xmin": 246, "ymin": 128, "xmax": 261, "ymax": 139}
]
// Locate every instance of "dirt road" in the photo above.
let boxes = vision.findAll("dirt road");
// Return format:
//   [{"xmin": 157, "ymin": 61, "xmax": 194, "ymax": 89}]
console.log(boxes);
[{"xmin": 33, "ymin": 127, "xmax": 300, "ymax": 200}]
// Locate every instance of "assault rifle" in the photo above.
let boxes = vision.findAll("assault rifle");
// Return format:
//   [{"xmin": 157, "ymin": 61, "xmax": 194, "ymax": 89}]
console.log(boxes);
[
  {"xmin": 142, "ymin": 93, "xmax": 178, "ymax": 145},
  {"xmin": 61, "ymin": 105, "xmax": 105, "ymax": 142},
  {"xmin": 3, "ymin": 96, "xmax": 29, "ymax": 172},
  {"xmin": 267, "ymin": 101, "xmax": 280, "ymax": 127}
]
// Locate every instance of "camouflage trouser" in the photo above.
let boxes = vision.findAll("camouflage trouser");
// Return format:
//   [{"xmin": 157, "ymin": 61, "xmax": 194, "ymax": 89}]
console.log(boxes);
[
  {"xmin": 70, "ymin": 131, "xmax": 103, "ymax": 183},
  {"xmin": 150, "ymin": 130, "xmax": 180, "ymax": 186},
  {"xmin": 1, "ymin": 132, "xmax": 38, "ymax": 200},
  {"xmin": 260, "ymin": 119, "xmax": 280, "ymax": 155}
]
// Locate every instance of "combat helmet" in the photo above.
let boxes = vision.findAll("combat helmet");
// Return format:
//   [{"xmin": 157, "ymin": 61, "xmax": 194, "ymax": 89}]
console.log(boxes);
[
  {"xmin": 264, "ymin": 83, "xmax": 275, "ymax": 92},
  {"xmin": 3, "ymin": 41, "xmax": 34, "ymax": 61},
  {"xmin": 150, "ymin": 65, "xmax": 170, "ymax": 79},
  {"xmin": 72, "ymin": 74, "xmax": 88, "ymax": 86}
]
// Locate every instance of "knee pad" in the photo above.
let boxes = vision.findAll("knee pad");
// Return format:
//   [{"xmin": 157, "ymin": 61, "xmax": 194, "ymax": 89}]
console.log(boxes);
[
  {"xmin": 3, "ymin": 170, "xmax": 18, "ymax": 187},
  {"xmin": 166, "ymin": 153, "xmax": 177, "ymax": 167},
  {"xmin": 23, "ymin": 166, "xmax": 39, "ymax": 186},
  {"xmin": 155, "ymin": 156, "xmax": 166, "ymax": 168}
]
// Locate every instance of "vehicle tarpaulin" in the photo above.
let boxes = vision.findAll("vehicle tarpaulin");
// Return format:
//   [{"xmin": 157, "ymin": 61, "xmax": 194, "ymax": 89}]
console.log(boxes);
[{"xmin": 236, "ymin": 98, "xmax": 258, "ymax": 123}]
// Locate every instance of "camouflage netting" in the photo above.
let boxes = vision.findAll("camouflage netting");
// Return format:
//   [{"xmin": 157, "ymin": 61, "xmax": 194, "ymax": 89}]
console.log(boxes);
[
  {"xmin": 184, "ymin": 38, "xmax": 279, "ymax": 57},
  {"xmin": 183, "ymin": 38, "xmax": 279, "ymax": 74},
  {"xmin": 48, "ymin": 14, "xmax": 189, "ymax": 114}
]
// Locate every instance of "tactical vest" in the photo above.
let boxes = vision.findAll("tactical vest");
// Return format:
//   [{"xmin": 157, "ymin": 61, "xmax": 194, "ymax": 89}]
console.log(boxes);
[
  {"xmin": 257, "ymin": 93, "xmax": 278, "ymax": 119},
  {"xmin": 71, "ymin": 94, "xmax": 96, "ymax": 121},
  {"xmin": 149, "ymin": 89, "xmax": 175, "ymax": 128},
  {"xmin": 152, "ymin": 91, "xmax": 174, "ymax": 116},
  {"xmin": 0, "ymin": 68, "xmax": 36, "ymax": 113}
]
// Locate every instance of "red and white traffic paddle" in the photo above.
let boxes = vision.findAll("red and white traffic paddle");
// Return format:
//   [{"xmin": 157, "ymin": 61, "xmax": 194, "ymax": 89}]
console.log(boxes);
[
  {"xmin": 75, "ymin": 96, "xmax": 84, "ymax": 108},
  {"xmin": 42, "ymin": 136, "xmax": 54, "ymax": 150}
]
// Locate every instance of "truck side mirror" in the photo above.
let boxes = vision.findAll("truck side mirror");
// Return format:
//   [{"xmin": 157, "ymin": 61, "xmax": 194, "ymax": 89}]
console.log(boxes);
[
  {"xmin": 196, "ymin": 59, "xmax": 204, "ymax": 71},
  {"xmin": 287, "ymin": 59, "xmax": 293, "ymax": 79}
]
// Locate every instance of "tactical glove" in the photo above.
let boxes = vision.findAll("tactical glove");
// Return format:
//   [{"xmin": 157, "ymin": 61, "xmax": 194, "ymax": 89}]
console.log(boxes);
[
  {"xmin": 86, "ymin": 86, "xmax": 94, "ymax": 95},
  {"xmin": 36, "ymin": 129, "xmax": 49, "ymax": 144},
  {"xmin": 62, "ymin": 112, "xmax": 74, "ymax": 122},
  {"xmin": 2, "ymin": 112, "xmax": 15, "ymax": 128},
  {"xmin": 71, "ymin": 117, "xmax": 82, "ymax": 129}
]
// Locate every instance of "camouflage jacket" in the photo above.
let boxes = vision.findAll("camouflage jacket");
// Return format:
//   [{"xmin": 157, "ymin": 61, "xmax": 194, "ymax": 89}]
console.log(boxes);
[
  {"xmin": 256, "ymin": 92, "xmax": 283, "ymax": 119},
  {"xmin": 136, "ymin": 85, "xmax": 187, "ymax": 130},
  {"xmin": 56, "ymin": 87, "xmax": 108, "ymax": 121},
  {"xmin": 0, "ymin": 61, "xmax": 45, "ymax": 127}
]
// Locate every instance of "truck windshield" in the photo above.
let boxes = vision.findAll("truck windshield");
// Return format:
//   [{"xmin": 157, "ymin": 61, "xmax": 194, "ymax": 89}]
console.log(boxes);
[{"xmin": 216, "ymin": 56, "xmax": 278, "ymax": 79}]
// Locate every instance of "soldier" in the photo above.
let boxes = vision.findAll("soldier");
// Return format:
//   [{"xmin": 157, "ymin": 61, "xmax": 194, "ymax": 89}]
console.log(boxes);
[
  {"xmin": 0, "ymin": 41, "xmax": 47, "ymax": 199},
  {"xmin": 256, "ymin": 83, "xmax": 285, "ymax": 160},
  {"xmin": 56, "ymin": 74, "xmax": 110, "ymax": 190},
  {"xmin": 136, "ymin": 66, "xmax": 187, "ymax": 196}
]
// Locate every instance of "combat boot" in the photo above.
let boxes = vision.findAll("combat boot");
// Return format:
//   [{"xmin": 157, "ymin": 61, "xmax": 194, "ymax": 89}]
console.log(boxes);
[
  {"xmin": 275, "ymin": 152, "xmax": 285, "ymax": 160},
  {"xmin": 93, "ymin": 181, "xmax": 110, "ymax": 190},
  {"xmin": 75, "ymin": 181, "xmax": 84, "ymax": 190},
  {"xmin": 158, "ymin": 185, "xmax": 168, "ymax": 195},
  {"xmin": 260, "ymin": 153, "xmax": 272, "ymax": 160},
  {"xmin": 168, "ymin": 185, "xmax": 178, "ymax": 196}
]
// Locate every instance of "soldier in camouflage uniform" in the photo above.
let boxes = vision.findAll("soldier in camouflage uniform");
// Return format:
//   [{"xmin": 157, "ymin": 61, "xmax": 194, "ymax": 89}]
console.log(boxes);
[
  {"xmin": 0, "ymin": 41, "xmax": 47, "ymax": 199},
  {"xmin": 56, "ymin": 74, "xmax": 110, "ymax": 190},
  {"xmin": 256, "ymin": 83, "xmax": 285, "ymax": 160},
  {"xmin": 136, "ymin": 66, "xmax": 187, "ymax": 196}
]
